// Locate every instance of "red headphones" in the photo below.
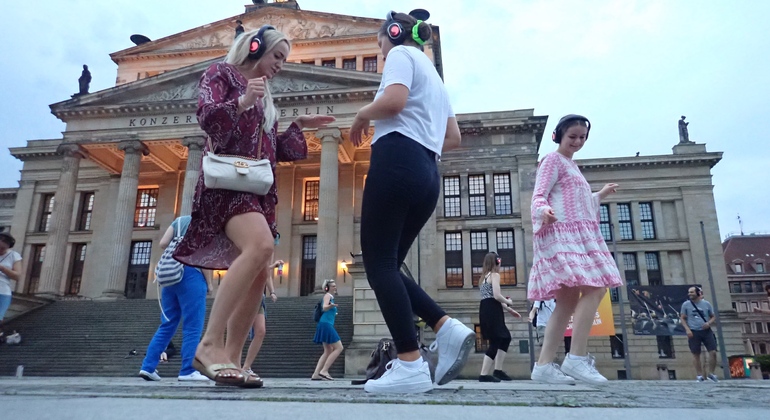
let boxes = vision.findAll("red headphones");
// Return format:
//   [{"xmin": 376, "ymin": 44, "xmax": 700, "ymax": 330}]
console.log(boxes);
[{"xmin": 248, "ymin": 25, "xmax": 276, "ymax": 60}]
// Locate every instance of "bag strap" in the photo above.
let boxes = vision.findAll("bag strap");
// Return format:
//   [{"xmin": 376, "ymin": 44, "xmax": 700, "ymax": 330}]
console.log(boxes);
[
  {"xmin": 206, "ymin": 118, "xmax": 266, "ymax": 159},
  {"xmin": 690, "ymin": 301, "xmax": 709, "ymax": 322}
]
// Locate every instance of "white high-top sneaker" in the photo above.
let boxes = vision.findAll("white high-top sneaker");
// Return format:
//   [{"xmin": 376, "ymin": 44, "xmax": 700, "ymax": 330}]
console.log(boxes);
[
  {"xmin": 364, "ymin": 359, "xmax": 433, "ymax": 394},
  {"xmin": 560, "ymin": 353, "xmax": 608, "ymax": 385},
  {"xmin": 430, "ymin": 318, "xmax": 476, "ymax": 386}
]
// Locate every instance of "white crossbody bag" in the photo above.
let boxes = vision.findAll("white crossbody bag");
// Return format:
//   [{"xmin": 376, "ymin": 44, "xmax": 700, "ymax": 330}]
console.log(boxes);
[{"xmin": 202, "ymin": 125, "xmax": 273, "ymax": 195}]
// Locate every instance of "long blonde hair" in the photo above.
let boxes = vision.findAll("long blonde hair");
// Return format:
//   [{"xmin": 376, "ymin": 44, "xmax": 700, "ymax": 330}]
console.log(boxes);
[{"xmin": 224, "ymin": 27, "xmax": 290, "ymax": 129}]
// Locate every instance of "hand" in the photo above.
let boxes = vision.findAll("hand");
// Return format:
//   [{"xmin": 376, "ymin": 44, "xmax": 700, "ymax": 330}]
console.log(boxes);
[
  {"xmin": 295, "ymin": 114, "xmax": 336, "ymax": 130},
  {"xmin": 242, "ymin": 76, "xmax": 268, "ymax": 108},
  {"xmin": 686, "ymin": 330, "xmax": 693, "ymax": 339},
  {"xmin": 598, "ymin": 183, "xmax": 619, "ymax": 199},
  {"xmin": 542, "ymin": 209, "xmax": 558, "ymax": 226},
  {"xmin": 270, "ymin": 293, "xmax": 278, "ymax": 303},
  {"xmin": 753, "ymin": 307, "xmax": 763, "ymax": 313},
  {"xmin": 703, "ymin": 322, "xmax": 711, "ymax": 329},
  {"xmin": 332, "ymin": 303, "xmax": 338, "ymax": 308},
  {"xmin": 506, "ymin": 307, "xmax": 522, "ymax": 318},
  {"xmin": 350, "ymin": 113, "xmax": 370, "ymax": 146},
  {"xmin": 272, "ymin": 260, "xmax": 285, "ymax": 269}
]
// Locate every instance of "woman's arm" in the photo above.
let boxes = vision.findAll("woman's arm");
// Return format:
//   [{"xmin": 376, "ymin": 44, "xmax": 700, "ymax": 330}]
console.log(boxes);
[
  {"xmin": 491, "ymin": 273, "xmax": 513, "ymax": 306},
  {"xmin": 531, "ymin": 154, "xmax": 560, "ymax": 233},
  {"xmin": 0, "ymin": 260, "xmax": 22, "ymax": 282},
  {"xmin": 442, "ymin": 117, "xmax": 461, "ymax": 153},
  {"xmin": 323, "ymin": 293, "xmax": 336, "ymax": 311},
  {"xmin": 158, "ymin": 225, "xmax": 175, "ymax": 249}
]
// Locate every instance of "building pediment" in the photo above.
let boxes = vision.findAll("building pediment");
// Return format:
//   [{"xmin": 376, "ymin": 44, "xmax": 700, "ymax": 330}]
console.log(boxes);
[
  {"xmin": 111, "ymin": 7, "xmax": 383, "ymax": 62},
  {"xmin": 50, "ymin": 59, "xmax": 382, "ymax": 120}
]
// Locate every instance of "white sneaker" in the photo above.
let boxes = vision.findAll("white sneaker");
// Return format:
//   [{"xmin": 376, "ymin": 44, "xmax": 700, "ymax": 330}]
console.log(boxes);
[
  {"xmin": 178, "ymin": 371, "xmax": 210, "ymax": 382},
  {"xmin": 364, "ymin": 359, "xmax": 433, "ymax": 394},
  {"xmin": 430, "ymin": 318, "xmax": 476, "ymax": 385},
  {"xmin": 531, "ymin": 362, "xmax": 576, "ymax": 385},
  {"xmin": 560, "ymin": 354, "xmax": 608, "ymax": 385},
  {"xmin": 706, "ymin": 374, "xmax": 719, "ymax": 383},
  {"xmin": 139, "ymin": 369, "xmax": 161, "ymax": 381}
]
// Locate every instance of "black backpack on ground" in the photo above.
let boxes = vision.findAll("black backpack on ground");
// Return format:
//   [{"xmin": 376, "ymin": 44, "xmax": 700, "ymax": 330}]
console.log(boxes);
[{"xmin": 350, "ymin": 338, "xmax": 436, "ymax": 385}]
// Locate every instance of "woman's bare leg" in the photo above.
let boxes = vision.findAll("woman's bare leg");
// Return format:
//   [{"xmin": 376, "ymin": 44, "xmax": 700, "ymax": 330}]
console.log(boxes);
[{"xmin": 195, "ymin": 212, "xmax": 273, "ymax": 378}]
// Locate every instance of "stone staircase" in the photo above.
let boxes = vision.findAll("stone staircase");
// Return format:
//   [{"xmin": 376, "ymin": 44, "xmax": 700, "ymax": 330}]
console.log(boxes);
[{"xmin": 0, "ymin": 296, "xmax": 352, "ymax": 378}]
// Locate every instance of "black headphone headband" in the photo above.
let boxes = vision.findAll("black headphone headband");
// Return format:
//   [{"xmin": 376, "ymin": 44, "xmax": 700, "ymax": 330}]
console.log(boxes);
[
  {"xmin": 248, "ymin": 25, "xmax": 276, "ymax": 60},
  {"xmin": 0, "ymin": 232, "xmax": 15, "ymax": 248},
  {"xmin": 552, "ymin": 114, "xmax": 591, "ymax": 144}
]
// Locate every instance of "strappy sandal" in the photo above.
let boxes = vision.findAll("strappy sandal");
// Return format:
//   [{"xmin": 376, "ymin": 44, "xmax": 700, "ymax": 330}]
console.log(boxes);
[
  {"xmin": 319, "ymin": 373, "xmax": 333, "ymax": 381},
  {"xmin": 192, "ymin": 357, "xmax": 243, "ymax": 385},
  {"xmin": 238, "ymin": 369, "xmax": 264, "ymax": 389}
]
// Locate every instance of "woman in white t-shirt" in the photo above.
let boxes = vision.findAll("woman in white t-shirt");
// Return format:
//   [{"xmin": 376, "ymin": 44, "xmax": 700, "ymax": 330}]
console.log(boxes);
[
  {"xmin": 349, "ymin": 9, "xmax": 472, "ymax": 394},
  {"xmin": 0, "ymin": 233, "xmax": 22, "ymax": 331}
]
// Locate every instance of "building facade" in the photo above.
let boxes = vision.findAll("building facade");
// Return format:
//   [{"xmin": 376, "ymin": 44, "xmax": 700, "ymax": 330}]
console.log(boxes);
[
  {"xmin": 4, "ymin": 1, "xmax": 743, "ymax": 379},
  {"xmin": 722, "ymin": 234, "xmax": 770, "ymax": 355}
]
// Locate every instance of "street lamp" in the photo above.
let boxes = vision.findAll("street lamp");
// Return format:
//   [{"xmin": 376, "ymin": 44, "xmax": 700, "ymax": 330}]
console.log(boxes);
[{"xmin": 340, "ymin": 260, "xmax": 348, "ymax": 283}]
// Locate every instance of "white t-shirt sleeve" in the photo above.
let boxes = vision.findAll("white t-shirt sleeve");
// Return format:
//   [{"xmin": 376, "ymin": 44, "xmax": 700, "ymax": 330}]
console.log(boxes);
[
  {"xmin": 381, "ymin": 47, "xmax": 414, "ymax": 90},
  {"xmin": 12, "ymin": 251, "xmax": 21, "ymax": 264}
]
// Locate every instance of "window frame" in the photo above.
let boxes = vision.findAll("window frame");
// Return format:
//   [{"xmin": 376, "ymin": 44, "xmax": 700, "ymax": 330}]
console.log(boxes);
[
  {"xmin": 443, "ymin": 176, "xmax": 461, "ymax": 218},
  {"xmin": 639, "ymin": 202, "xmax": 656, "ymax": 240},
  {"xmin": 303, "ymin": 180, "xmax": 320, "ymax": 221},
  {"xmin": 468, "ymin": 174, "xmax": 486, "ymax": 217},
  {"xmin": 493, "ymin": 173, "xmax": 512, "ymax": 215},
  {"xmin": 617, "ymin": 203, "xmax": 634, "ymax": 240}
]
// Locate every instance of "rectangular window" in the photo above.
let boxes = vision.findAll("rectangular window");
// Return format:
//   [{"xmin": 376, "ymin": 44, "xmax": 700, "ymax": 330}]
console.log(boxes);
[
  {"xmin": 67, "ymin": 244, "xmax": 87, "ymax": 295},
  {"xmin": 731, "ymin": 301, "xmax": 737, "ymax": 311},
  {"xmin": 445, "ymin": 232, "xmax": 463, "ymax": 288},
  {"xmin": 599, "ymin": 204, "xmax": 612, "ymax": 242},
  {"xmin": 734, "ymin": 263, "xmax": 743, "ymax": 273},
  {"xmin": 493, "ymin": 173, "xmax": 512, "ymax": 215},
  {"xmin": 474, "ymin": 324, "xmax": 489, "ymax": 353},
  {"xmin": 657, "ymin": 336, "xmax": 675, "ymax": 358},
  {"xmin": 443, "ymin": 176, "xmax": 461, "ymax": 218},
  {"xmin": 639, "ymin": 202, "xmax": 656, "ymax": 240},
  {"xmin": 610, "ymin": 334, "xmax": 625, "ymax": 359},
  {"xmin": 77, "ymin": 192, "xmax": 95, "ymax": 231},
  {"xmin": 26, "ymin": 245, "xmax": 46, "ymax": 294},
  {"xmin": 300, "ymin": 235, "xmax": 317, "ymax": 296},
  {"xmin": 760, "ymin": 343, "xmax": 768, "ymax": 354},
  {"xmin": 342, "ymin": 58, "xmax": 356, "ymax": 70},
  {"xmin": 756, "ymin": 322, "xmax": 764, "ymax": 334},
  {"xmin": 321, "ymin": 59, "xmax": 335, "ymax": 68},
  {"xmin": 623, "ymin": 253, "xmax": 639, "ymax": 286},
  {"xmin": 363, "ymin": 56, "xmax": 378, "ymax": 72},
  {"xmin": 134, "ymin": 188, "xmax": 159, "ymax": 228},
  {"xmin": 731, "ymin": 282, "xmax": 742, "ymax": 293},
  {"xmin": 467, "ymin": 175, "xmax": 486, "ymax": 216},
  {"xmin": 743, "ymin": 282, "xmax": 753, "ymax": 293},
  {"xmin": 470, "ymin": 231, "xmax": 488, "ymax": 287},
  {"xmin": 130, "ymin": 241, "xmax": 152, "ymax": 265},
  {"xmin": 743, "ymin": 322, "xmax": 752, "ymax": 333},
  {"xmin": 646, "ymin": 252, "xmax": 662, "ymax": 286},
  {"xmin": 303, "ymin": 180, "xmax": 319, "ymax": 221},
  {"xmin": 757, "ymin": 263, "xmax": 765, "ymax": 273},
  {"xmin": 38, "ymin": 193, "xmax": 55, "ymax": 232},
  {"xmin": 766, "ymin": 322, "xmax": 770, "ymax": 333},
  {"xmin": 496, "ymin": 230, "xmax": 516, "ymax": 286},
  {"xmin": 740, "ymin": 302, "xmax": 749, "ymax": 312},
  {"xmin": 617, "ymin": 203, "xmax": 634, "ymax": 240}
]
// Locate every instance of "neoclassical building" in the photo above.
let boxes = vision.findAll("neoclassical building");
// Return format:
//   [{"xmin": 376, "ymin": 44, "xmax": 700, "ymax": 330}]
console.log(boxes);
[{"xmin": 4, "ymin": 1, "xmax": 743, "ymax": 379}]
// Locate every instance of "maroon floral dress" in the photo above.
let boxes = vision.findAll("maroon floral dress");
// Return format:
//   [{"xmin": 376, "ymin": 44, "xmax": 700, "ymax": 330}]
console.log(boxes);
[{"xmin": 174, "ymin": 62, "xmax": 307, "ymax": 270}]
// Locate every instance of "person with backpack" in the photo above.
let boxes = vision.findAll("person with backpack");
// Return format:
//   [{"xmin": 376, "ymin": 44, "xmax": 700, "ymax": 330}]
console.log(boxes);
[
  {"xmin": 311, "ymin": 279, "xmax": 343, "ymax": 380},
  {"xmin": 0, "ymin": 232, "xmax": 22, "ymax": 338},
  {"xmin": 680, "ymin": 286, "xmax": 719, "ymax": 382},
  {"xmin": 478, "ymin": 252, "xmax": 521, "ymax": 382},
  {"xmin": 139, "ymin": 216, "xmax": 210, "ymax": 382},
  {"xmin": 529, "ymin": 299, "xmax": 556, "ymax": 346}
]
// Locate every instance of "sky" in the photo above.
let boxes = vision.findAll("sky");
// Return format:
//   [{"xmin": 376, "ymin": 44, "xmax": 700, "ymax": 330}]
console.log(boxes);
[{"xmin": 1, "ymin": 0, "xmax": 768, "ymax": 239}]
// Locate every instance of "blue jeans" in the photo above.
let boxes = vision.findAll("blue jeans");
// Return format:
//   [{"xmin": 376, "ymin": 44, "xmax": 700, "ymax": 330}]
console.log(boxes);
[
  {"xmin": 0, "ymin": 294, "xmax": 11, "ymax": 322},
  {"xmin": 141, "ymin": 267, "xmax": 207, "ymax": 376}
]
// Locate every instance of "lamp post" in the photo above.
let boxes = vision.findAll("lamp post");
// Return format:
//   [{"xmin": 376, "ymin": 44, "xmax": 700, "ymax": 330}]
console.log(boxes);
[{"xmin": 340, "ymin": 260, "xmax": 348, "ymax": 283}]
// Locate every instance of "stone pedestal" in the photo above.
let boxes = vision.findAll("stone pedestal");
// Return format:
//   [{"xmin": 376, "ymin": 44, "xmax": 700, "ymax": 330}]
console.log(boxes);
[
  {"xmin": 101, "ymin": 140, "xmax": 149, "ymax": 299},
  {"xmin": 37, "ymin": 144, "xmax": 88, "ymax": 297},
  {"xmin": 656, "ymin": 364, "xmax": 669, "ymax": 380},
  {"xmin": 180, "ymin": 136, "xmax": 205, "ymax": 216},
  {"xmin": 749, "ymin": 362, "xmax": 763, "ymax": 380},
  {"xmin": 314, "ymin": 128, "xmax": 341, "ymax": 291},
  {"xmin": 345, "ymin": 261, "xmax": 391, "ymax": 377},
  {"xmin": 672, "ymin": 142, "xmax": 707, "ymax": 155}
]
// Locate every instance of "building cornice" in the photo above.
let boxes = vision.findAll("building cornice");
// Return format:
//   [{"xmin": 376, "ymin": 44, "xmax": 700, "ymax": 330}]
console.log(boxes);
[{"xmin": 577, "ymin": 152, "xmax": 722, "ymax": 169}]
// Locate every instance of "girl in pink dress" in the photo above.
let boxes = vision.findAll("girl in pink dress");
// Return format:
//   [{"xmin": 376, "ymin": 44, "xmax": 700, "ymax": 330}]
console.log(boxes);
[
  {"xmin": 173, "ymin": 26, "xmax": 334, "ymax": 385},
  {"xmin": 528, "ymin": 114, "xmax": 622, "ymax": 385}
]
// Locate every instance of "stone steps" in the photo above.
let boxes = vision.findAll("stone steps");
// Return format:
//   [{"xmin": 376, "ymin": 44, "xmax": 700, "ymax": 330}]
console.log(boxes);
[{"xmin": 0, "ymin": 296, "xmax": 352, "ymax": 378}]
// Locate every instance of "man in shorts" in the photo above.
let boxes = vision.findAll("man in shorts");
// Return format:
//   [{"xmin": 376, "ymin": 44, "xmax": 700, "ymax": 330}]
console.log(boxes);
[{"xmin": 680, "ymin": 286, "xmax": 718, "ymax": 382}]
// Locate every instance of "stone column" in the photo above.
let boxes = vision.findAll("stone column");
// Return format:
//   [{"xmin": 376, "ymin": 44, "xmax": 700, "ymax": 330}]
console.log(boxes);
[
  {"xmin": 37, "ymin": 144, "xmax": 88, "ymax": 297},
  {"xmin": 101, "ymin": 140, "xmax": 149, "ymax": 298},
  {"xmin": 314, "ymin": 128, "xmax": 341, "ymax": 291},
  {"xmin": 180, "ymin": 136, "xmax": 205, "ymax": 216}
]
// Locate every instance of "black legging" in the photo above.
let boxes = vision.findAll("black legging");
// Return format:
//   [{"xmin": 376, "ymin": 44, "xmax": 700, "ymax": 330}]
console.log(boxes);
[
  {"xmin": 486, "ymin": 336, "xmax": 511, "ymax": 359},
  {"xmin": 361, "ymin": 132, "xmax": 447, "ymax": 353}
]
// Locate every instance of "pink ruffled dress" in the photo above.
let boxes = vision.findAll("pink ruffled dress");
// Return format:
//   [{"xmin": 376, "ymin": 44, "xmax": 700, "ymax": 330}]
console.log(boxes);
[{"xmin": 527, "ymin": 152, "xmax": 623, "ymax": 300}]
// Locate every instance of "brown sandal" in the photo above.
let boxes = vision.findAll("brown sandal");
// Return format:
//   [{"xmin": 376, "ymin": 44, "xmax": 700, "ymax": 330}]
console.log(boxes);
[{"xmin": 238, "ymin": 369, "xmax": 264, "ymax": 389}]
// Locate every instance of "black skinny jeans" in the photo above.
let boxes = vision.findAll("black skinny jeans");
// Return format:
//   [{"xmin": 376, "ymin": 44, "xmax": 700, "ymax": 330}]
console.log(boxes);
[{"xmin": 361, "ymin": 132, "xmax": 447, "ymax": 353}]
